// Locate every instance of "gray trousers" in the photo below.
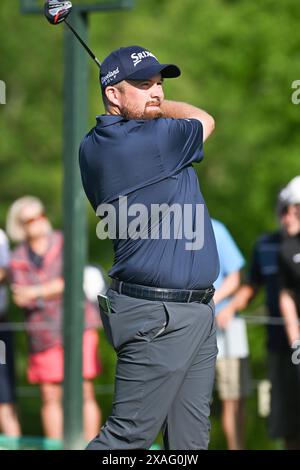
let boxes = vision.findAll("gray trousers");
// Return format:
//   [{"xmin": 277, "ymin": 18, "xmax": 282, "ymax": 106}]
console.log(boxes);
[{"xmin": 87, "ymin": 288, "xmax": 217, "ymax": 450}]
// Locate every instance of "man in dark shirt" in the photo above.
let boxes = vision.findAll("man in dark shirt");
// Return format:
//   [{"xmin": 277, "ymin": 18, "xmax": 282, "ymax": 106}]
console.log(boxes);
[
  {"xmin": 279, "ymin": 176, "xmax": 300, "ymax": 347},
  {"xmin": 280, "ymin": 231, "xmax": 300, "ymax": 332},
  {"xmin": 79, "ymin": 45, "xmax": 218, "ymax": 449},
  {"xmin": 218, "ymin": 187, "xmax": 300, "ymax": 448},
  {"xmin": 278, "ymin": 176, "xmax": 300, "ymax": 448}
]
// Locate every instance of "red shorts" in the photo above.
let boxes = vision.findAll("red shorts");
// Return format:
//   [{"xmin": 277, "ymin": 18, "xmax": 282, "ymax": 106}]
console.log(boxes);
[{"xmin": 27, "ymin": 329, "xmax": 102, "ymax": 384}]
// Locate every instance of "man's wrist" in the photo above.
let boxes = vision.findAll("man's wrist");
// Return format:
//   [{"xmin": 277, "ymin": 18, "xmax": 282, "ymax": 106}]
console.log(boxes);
[{"xmin": 35, "ymin": 285, "xmax": 43, "ymax": 300}]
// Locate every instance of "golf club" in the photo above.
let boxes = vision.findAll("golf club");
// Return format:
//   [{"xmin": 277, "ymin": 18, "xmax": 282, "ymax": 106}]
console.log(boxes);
[{"xmin": 44, "ymin": 0, "xmax": 101, "ymax": 68}]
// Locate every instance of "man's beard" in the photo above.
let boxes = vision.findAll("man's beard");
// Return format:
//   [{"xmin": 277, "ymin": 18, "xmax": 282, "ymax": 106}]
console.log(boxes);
[{"xmin": 121, "ymin": 102, "xmax": 163, "ymax": 120}]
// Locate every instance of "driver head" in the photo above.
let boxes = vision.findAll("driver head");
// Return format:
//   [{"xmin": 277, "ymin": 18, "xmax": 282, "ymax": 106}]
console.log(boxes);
[{"xmin": 44, "ymin": 0, "xmax": 72, "ymax": 25}]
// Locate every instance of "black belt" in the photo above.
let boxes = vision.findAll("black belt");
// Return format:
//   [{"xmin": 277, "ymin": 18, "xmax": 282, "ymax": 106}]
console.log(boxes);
[{"xmin": 111, "ymin": 279, "xmax": 215, "ymax": 304}]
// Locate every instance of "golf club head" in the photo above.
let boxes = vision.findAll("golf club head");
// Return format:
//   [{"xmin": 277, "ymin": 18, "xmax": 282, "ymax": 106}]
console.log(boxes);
[{"xmin": 44, "ymin": 1, "xmax": 73, "ymax": 25}]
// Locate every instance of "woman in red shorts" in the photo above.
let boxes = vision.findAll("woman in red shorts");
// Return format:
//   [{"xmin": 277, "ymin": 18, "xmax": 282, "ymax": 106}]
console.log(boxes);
[{"xmin": 6, "ymin": 196, "xmax": 102, "ymax": 441}]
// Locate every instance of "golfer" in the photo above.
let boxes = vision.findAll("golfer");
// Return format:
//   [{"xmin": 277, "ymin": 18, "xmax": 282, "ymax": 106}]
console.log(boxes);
[{"xmin": 79, "ymin": 45, "xmax": 219, "ymax": 450}]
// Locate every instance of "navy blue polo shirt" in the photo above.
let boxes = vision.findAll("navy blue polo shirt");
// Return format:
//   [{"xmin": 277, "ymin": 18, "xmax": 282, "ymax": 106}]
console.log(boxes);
[
  {"xmin": 248, "ymin": 231, "xmax": 289, "ymax": 351},
  {"xmin": 79, "ymin": 115, "xmax": 219, "ymax": 289}
]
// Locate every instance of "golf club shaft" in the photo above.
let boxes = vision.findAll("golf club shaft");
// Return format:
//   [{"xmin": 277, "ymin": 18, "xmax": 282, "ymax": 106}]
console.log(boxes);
[{"xmin": 65, "ymin": 19, "xmax": 101, "ymax": 68}]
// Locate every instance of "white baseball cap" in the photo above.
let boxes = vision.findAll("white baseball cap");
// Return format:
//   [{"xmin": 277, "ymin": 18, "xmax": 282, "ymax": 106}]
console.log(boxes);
[{"xmin": 280, "ymin": 176, "xmax": 300, "ymax": 205}]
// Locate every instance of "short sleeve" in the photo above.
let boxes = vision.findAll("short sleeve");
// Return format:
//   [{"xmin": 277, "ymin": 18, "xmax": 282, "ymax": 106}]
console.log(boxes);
[
  {"xmin": 79, "ymin": 138, "xmax": 98, "ymax": 210},
  {"xmin": 248, "ymin": 241, "xmax": 263, "ymax": 287},
  {"xmin": 157, "ymin": 118, "xmax": 204, "ymax": 173},
  {"xmin": 214, "ymin": 221, "xmax": 245, "ymax": 275}
]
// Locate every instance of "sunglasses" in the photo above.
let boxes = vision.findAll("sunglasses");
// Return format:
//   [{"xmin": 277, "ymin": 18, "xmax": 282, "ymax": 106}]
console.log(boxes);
[{"xmin": 21, "ymin": 212, "xmax": 46, "ymax": 225}]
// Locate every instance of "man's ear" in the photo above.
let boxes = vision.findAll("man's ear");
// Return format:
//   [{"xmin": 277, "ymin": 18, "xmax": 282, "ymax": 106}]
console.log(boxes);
[{"xmin": 105, "ymin": 86, "xmax": 122, "ymax": 107}]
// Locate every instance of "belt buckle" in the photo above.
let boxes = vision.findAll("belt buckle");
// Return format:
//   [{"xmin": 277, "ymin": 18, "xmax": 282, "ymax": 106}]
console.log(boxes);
[{"xmin": 202, "ymin": 287, "xmax": 214, "ymax": 304}]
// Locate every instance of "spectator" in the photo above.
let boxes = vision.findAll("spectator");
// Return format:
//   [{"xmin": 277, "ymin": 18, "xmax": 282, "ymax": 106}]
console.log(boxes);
[
  {"xmin": 6, "ymin": 196, "xmax": 102, "ymax": 442},
  {"xmin": 212, "ymin": 219, "xmax": 251, "ymax": 450},
  {"xmin": 278, "ymin": 176, "xmax": 300, "ymax": 451},
  {"xmin": 221, "ymin": 186, "xmax": 300, "ymax": 449},
  {"xmin": 279, "ymin": 176, "xmax": 300, "ymax": 347},
  {"xmin": 0, "ymin": 228, "xmax": 21, "ymax": 437}
]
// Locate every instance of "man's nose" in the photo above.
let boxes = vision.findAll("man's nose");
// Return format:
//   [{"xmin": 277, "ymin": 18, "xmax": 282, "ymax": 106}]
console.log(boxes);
[{"xmin": 151, "ymin": 84, "xmax": 164, "ymax": 100}]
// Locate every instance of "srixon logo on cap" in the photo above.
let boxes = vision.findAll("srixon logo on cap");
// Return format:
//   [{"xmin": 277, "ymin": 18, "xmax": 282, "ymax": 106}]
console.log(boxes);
[{"xmin": 131, "ymin": 50, "xmax": 158, "ymax": 67}]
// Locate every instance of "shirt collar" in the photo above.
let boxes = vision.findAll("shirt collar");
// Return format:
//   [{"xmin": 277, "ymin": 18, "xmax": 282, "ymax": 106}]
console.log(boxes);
[{"xmin": 96, "ymin": 114, "xmax": 126, "ymax": 128}]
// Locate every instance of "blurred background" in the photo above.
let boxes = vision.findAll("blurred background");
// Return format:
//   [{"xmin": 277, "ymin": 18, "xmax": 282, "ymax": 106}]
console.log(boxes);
[{"xmin": 0, "ymin": 0, "xmax": 300, "ymax": 450}]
